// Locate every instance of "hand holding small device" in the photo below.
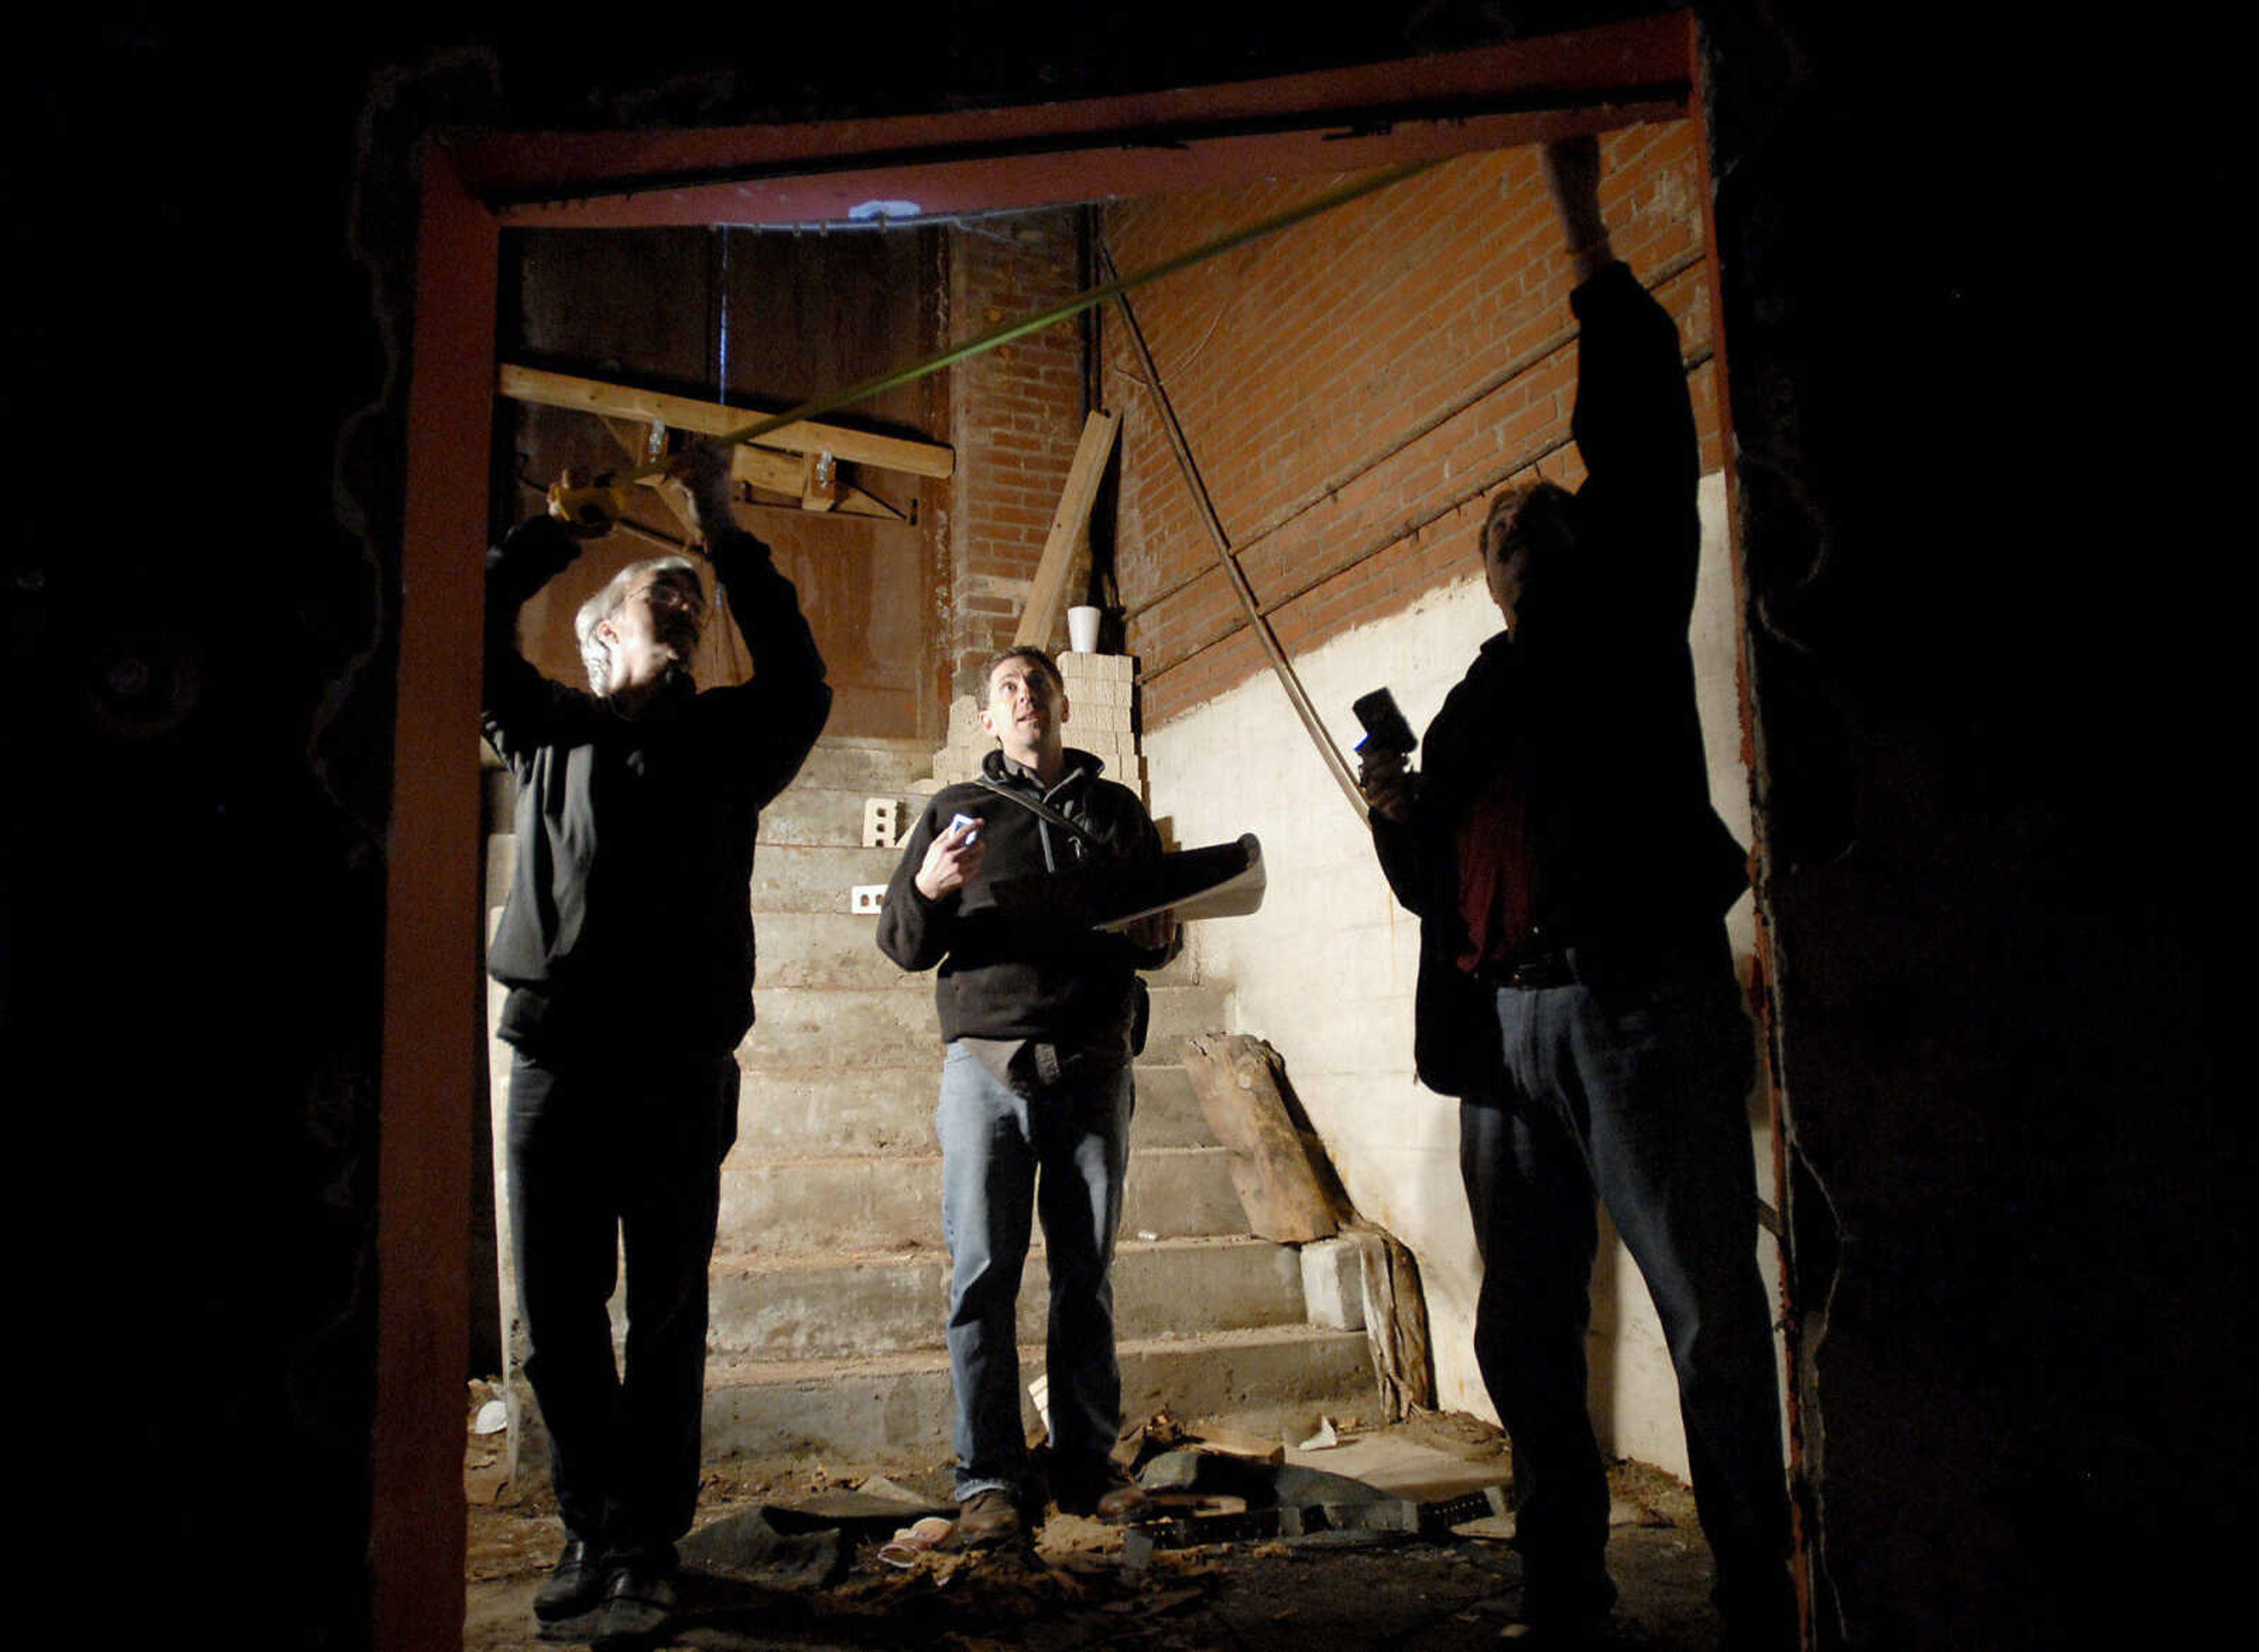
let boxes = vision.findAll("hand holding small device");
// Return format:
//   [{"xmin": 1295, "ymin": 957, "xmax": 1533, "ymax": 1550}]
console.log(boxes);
[
  {"xmin": 1352, "ymin": 688, "xmax": 1420, "ymax": 822},
  {"xmin": 915, "ymin": 812, "xmax": 986, "ymax": 900}
]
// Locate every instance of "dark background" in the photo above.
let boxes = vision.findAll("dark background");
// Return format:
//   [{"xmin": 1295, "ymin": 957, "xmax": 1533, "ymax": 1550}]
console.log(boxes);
[{"xmin": 6, "ymin": 6, "xmax": 2233, "ymax": 1647}]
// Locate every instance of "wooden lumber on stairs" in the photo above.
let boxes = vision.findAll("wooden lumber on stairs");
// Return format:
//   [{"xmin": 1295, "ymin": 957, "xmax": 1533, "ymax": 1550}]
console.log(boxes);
[{"xmin": 1012, "ymin": 408, "xmax": 1119, "ymax": 648}]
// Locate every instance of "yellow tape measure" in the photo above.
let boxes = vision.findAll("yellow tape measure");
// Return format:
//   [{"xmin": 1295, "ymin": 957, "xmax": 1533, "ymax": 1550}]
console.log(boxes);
[{"xmin": 546, "ymin": 477, "xmax": 638, "ymax": 531}]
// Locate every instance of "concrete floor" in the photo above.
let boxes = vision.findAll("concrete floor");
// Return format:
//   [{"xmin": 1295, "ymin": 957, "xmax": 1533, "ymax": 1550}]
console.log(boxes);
[{"xmin": 465, "ymin": 1414, "xmax": 1737, "ymax": 1650}]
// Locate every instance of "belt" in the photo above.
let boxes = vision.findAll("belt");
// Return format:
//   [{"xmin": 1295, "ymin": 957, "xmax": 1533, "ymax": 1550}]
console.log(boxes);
[{"xmin": 1481, "ymin": 950, "xmax": 1577, "ymax": 990}]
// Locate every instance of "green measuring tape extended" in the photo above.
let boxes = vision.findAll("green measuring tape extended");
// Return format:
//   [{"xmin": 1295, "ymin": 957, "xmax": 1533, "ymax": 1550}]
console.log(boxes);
[{"xmin": 547, "ymin": 160, "xmax": 1432, "ymax": 528}]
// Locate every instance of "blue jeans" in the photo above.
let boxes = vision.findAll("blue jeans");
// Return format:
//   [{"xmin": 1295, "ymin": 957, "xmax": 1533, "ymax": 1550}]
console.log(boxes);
[
  {"xmin": 1460, "ymin": 932, "xmax": 1791, "ymax": 1629},
  {"xmin": 506, "ymin": 1045, "xmax": 738, "ymax": 1561},
  {"xmin": 936, "ymin": 1041, "xmax": 1134, "ymax": 1501}
]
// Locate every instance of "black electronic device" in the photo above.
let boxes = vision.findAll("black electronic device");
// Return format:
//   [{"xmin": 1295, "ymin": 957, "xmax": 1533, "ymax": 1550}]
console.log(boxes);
[{"xmin": 1351, "ymin": 688, "xmax": 1416, "ymax": 758}]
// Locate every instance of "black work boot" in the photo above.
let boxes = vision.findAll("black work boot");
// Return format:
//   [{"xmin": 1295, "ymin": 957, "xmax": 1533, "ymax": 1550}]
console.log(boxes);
[
  {"xmin": 592, "ymin": 1554, "xmax": 678, "ymax": 1650},
  {"xmin": 531, "ymin": 1536, "xmax": 612, "ymax": 1622}
]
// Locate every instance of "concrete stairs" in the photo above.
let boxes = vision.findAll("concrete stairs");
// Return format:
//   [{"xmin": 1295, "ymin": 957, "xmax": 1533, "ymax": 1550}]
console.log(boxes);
[
  {"xmin": 487, "ymin": 732, "xmax": 1374, "ymax": 1480},
  {"xmin": 706, "ymin": 733, "xmax": 1372, "ymax": 1468}
]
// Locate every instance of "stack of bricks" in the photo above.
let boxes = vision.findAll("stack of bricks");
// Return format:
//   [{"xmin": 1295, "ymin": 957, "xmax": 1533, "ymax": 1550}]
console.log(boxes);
[{"xmin": 919, "ymin": 649, "xmax": 1145, "ymax": 801}]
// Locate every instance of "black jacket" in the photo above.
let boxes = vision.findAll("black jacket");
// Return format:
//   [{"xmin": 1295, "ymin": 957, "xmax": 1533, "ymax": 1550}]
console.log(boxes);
[
  {"xmin": 1370, "ymin": 262, "xmax": 1747, "ymax": 1098},
  {"xmin": 877, "ymin": 747, "xmax": 1177, "ymax": 1046},
  {"xmin": 482, "ymin": 515, "xmax": 831, "ymax": 1058}
]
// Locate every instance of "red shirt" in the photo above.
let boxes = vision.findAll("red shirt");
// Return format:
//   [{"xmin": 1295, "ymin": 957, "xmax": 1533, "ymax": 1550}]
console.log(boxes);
[{"xmin": 1455, "ymin": 768, "xmax": 1536, "ymax": 972}]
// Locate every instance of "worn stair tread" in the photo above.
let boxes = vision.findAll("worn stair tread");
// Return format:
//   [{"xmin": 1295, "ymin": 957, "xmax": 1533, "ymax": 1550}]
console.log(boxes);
[
  {"xmin": 709, "ymin": 1231, "xmax": 1283, "ymax": 1277},
  {"xmin": 704, "ymin": 1322, "xmax": 1371, "ymax": 1387},
  {"xmin": 725, "ymin": 1144, "xmax": 1226, "ymax": 1171},
  {"xmin": 743, "ymin": 982, "xmax": 1232, "ymax": 1068},
  {"xmin": 717, "ymin": 1145, "xmax": 1250, "ymax": 1252},
  {"xmin": 693, "ymin": 1231, "xmax": 1312, "ymax": 1360}
]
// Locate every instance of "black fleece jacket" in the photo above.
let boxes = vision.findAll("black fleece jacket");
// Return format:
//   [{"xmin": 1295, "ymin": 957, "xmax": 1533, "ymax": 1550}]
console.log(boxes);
[
  {"xmin": 876, "ymin": 747, "xmax": 1177, "ymax": 1046},
  {"xmin": 482, "ymin": 514, "xmax": 831, "ymax": 1058}
]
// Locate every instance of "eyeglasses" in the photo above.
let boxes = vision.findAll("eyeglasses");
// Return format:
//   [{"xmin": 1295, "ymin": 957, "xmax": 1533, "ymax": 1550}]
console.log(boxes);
[{"xmin": 630, "ymin": 581, "xmax": 705, "ymax": 622}]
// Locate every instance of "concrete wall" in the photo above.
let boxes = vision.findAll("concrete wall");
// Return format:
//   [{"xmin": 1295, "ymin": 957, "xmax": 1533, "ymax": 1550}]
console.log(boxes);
[{"xmin": 1144, "ymin": 474, "xmax": 1777, "ymax": 1475}]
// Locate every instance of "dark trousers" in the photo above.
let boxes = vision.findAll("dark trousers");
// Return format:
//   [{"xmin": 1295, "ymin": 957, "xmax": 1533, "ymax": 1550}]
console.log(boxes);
[
  {"xmin": 1459, "ymin": 934, "xmax": 1791, "ymax": 1631},
  {"xmin": 505, "ymin": 1045, "xmax": 738, "ymax": 1561}
]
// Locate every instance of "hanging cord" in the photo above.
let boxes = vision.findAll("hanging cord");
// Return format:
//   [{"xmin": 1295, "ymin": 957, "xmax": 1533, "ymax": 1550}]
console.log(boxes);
[
  {"xmin": 1097, "ymin": 240, "xmax": 1368, "ymax": 821},
  {"xmin": 548, "ymin": 162, "xmax": 1433, "ymax": 527}
]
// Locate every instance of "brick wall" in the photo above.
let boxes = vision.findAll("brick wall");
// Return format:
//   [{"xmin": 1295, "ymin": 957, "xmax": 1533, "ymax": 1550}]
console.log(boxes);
[
  {"xmin": 1100, "ymin": 122, "xmax": 1717, "ymax": 728},
  {"xmin": 945, "ymin": 212, "xmax": 1088, "ymax": 697}
]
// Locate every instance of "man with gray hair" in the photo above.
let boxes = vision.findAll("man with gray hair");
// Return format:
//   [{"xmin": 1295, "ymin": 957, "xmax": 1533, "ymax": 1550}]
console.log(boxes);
[{"xmin": 483, "ymin": 445, "xmax": 829, "ymax": 1647}]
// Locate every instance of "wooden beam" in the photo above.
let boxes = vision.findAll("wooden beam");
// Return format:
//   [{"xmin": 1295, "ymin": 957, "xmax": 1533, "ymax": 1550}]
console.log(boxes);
[
  {"xmin": 499, "ymin": 362, "xmax": 954, "ymax": 478},
  {"xmin": 1012, "ymin": 408, "xmax": 1119, "ymax": 649},
  {"xmin": 601, "ymin": 418, "xmax": 700, "ymax": 538},
  {"xmin": 728, "ymin": 444, "xmax": 904, "ymax": 520}
]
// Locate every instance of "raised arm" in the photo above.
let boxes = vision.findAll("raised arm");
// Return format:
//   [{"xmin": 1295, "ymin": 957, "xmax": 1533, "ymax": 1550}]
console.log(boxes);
[
  {"xmin": 1544, "ymin": 135, "xmax": 1614, "ymax": 286},
  {"xmin": 676, "ymin": 443, "xmax": 834, "ymax": 806},
  {"xmin": 1547, "ymin": 135, "xmax": 1698, "ymax": 494},
  {"xmin": 481, "ymin": 511, "xmax": 591, "ymax": 772}
]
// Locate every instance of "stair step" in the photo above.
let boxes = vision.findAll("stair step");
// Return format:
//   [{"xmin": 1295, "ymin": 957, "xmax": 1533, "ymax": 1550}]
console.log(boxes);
[
  {"xmin": 754, "ymin": 911, "xmax": 1214, "ymax": 991},
  {"xmin": 736, "ymin": 1061, "xmax": 1216, "ymax": 1157},
  {"xmin": 718, "ymin": 1147, "xmax": 1246, "ymax": 1254},
  {"xmin": 757, "ymin": 784, "xmax": 908, "ymax": 850},
  {"xmin": 701, "ymin": 1235, "xmax": 1305, "ymax": 1360},
  {"xmin": 699, "ymin": 1324, "xmax": 1378, "ymax": 1468},
  {"xmin": 742, "ymin": 983, "xmax": 1230, "ymax": 1070},
  {"xmin": 750, "ymin": 844, "xmax": 905, "ymax": 915},
  {"xmin": 785, "ymin": 737, "xmax": 932, "ymax": 792}
]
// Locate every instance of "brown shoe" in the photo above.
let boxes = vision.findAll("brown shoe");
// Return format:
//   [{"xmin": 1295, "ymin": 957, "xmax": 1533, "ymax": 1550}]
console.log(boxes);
[
  {"xmin": 1092, "ymin": 1477, "xmax": 1149, "ymax": 1523},
  {"xmin": 955, "ymin": 1487, "xmax": 1025, "ymax": 1548},
  {"xmin": 1056, "ymin": 1464, "xmax": 1149, "ymax": 1523}
]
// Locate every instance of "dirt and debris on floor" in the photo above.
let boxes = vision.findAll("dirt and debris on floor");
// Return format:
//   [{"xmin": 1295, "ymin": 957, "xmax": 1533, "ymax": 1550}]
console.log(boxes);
[{"xmin": 465, "ymin": 1403, "xmax": 1726, "ymax": 1650}]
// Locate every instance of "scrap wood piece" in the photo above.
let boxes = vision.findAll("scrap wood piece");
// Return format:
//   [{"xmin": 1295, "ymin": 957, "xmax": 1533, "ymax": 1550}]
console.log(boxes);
[
  {"xmin": 1178, "ymin": 1033, "xmax": 1341, "ymax": 1243},
  {"xmin": 1012, "ymin": 408, "xmax": 1121, "ymax": 648},
  {"xmin": 1352, "ymin": 1228, "xmax": 1435, "ymax": 1422},
  {"xmin": 1184, "ymin": 1423, "xmax": 1284, "ymax": 1465},
  {"xmin": 501, "ymin": 362, "xmax": 955, "ymax": 477}
]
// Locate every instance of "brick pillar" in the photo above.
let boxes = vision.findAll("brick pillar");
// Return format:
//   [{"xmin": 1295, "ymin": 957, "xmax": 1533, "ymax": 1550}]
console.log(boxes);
[{"xmin": 945, "ymin": 212, "xmax": 1086, "ymax": 698}]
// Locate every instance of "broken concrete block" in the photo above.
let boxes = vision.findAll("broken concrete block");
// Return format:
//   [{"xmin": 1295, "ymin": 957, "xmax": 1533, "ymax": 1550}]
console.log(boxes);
[{"xmin": 1301, "ymin": 1238, "xmax": 1367, "ymax": 1331}]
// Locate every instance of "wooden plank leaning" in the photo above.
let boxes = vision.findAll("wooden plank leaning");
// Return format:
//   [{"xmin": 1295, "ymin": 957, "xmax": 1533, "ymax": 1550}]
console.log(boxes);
[
  {"xmin": 1178, "ymin": 1032, "xmax": 1339, "ymax": 1244},
  {"xmin": 1013, "ymin": 408, "xmax": 1121, "ymax": 650}
]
